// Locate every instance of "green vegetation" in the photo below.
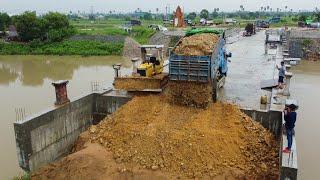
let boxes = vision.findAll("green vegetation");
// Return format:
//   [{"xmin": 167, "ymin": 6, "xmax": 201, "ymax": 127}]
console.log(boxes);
[
  {"xmin": 0, "ymin": 12, "xmax": 11, "ymax": 31},
  {"xmin": 0, "ymin": 40, "xmax": 123, "ymax": 56},
  {"xmin": 13, "ymin": 172, "xmax": 30, "ymax": 180},
  {"xmin": 71, "ymin": 18, "xmax": 156, "ymax": 44},
  {"xmin": 130, "ymin": 26, "xmax": 156, "ymax": 44},
  {"xmin": 302, "ymin": 39, "xmax": 314, "ymax": 48},
  {"xmin": 12, "ymin": 11, "xmax": 75, "ymax": 42},
  {"xmin": 200, "ymin": 9, "xmax": 209, "ymax": 19}
]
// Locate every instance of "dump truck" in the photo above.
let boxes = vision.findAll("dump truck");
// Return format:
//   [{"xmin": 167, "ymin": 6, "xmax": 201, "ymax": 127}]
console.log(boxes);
[
  {"xmin": 169, "ymin": 29, "xmax": 231, "ymax": 103},
  {"xmin": 244, "ymin": 23, "xmax": 256, "ymax": 36}
]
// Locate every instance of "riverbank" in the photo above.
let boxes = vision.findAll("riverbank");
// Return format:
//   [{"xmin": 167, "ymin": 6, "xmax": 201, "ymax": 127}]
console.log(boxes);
[
  {"xmin": 0, "ymin": 40, "xmax": 124, "ymax": 56},
  {"xmin": 0, "ymin": 26, "xmax": 156, "ymax": 56}
]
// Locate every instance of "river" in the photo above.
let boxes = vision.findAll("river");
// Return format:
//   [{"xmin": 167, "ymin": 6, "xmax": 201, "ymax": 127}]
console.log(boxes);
[
  {"xmin": 0, "ymin": 55, "xmax": 131, "ymax": 179},
  {"xmin": 291, "ymin": 60, "xmax": 320, "ymax": 179}
]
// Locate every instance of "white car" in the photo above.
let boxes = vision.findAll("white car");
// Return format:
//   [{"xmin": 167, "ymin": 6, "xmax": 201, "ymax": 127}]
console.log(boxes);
[{"xmin": 148, "ymin": 24, "xmax": 168, "ymax": 32}]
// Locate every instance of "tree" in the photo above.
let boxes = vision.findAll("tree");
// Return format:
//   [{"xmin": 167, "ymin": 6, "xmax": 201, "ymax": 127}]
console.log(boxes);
[
  {"xmin": 12, "ymin": 11, "xmax": 75, "ymax": 42},
  {"xmin": 187, "ymin": 12, "xmax": 197, "ymax": 20},
  {"xmin": 0, "ymin": 12, "xmax": 11, "ymax": 31},
  {"xmin": 143, "ymin": 12, "xmax": 152, "ymax": 20},
  {"xmin": 298, "ymin": 15, "xmax": 307, "ymax": 22},
  {"xmin": 212, "ymin": 12, "xmax": 219, "ymax": 19},
  {"xmin": 240, "ymin": 5, "xmax": 244, "ymax": 11},
  {"xmin": 314, "ymin": 11, "xmax": 320, "ymax": 22},
  {"xmin": 200, "ymin": 9, "xmax": 209, "ymax": 19},
  {"xmin": 43, "ymin": 12, "xmax": 69, "ymax": 30},
  {"xmin": 13, "ymin": 11, "xmax": 44, "ymax": 42}
]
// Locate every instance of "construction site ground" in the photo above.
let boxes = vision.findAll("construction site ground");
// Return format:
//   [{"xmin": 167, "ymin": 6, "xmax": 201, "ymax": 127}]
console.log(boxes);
[
  {"xmin": 221, "ymin": 30, "xmax": 275, "ymax": 110},
  {"xmin": 31, "ymin": 30, "xmax": 281, "ymax": 179}
]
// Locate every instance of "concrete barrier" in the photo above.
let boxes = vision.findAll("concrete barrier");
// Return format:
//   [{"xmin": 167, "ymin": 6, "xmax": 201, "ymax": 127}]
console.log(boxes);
[
  {"xmin": 14, "ymin": 89, "xmax": 131, "ymax": 171},
  {"xmin": 241, "ymin": 109, "xmax": 282, "ymax": 139},
  {"xmin": 241, "ymin": 108, "xmax": 298, "ymax": 179}
]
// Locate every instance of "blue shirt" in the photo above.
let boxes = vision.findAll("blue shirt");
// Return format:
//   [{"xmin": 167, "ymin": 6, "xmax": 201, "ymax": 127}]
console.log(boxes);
[
  {"xmin": 284, "ymin": 111, "xmax": 297, "ymax": 130},
  {"xmin": 279, "ymin": 66, "xmax": 286, "ymax": 77}
]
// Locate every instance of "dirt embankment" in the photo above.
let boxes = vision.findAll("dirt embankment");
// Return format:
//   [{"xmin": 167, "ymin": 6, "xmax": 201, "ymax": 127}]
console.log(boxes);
[
  {"xmin": 32, "ymin": 94, "xmax": 279, "ymax": 180},
  {"xmin": 123, "ymin": 37, "xmax": 141, "ymax": 59}
]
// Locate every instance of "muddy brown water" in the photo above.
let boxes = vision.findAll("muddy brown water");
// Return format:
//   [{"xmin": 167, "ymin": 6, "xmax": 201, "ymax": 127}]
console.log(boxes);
[
  {"xmin": 0, "ymin": 55, "xmax": 131, "ymax": 179},
  {"xmin": 291, "ymin": 60, "xmax": 320, "ymax": 179}
]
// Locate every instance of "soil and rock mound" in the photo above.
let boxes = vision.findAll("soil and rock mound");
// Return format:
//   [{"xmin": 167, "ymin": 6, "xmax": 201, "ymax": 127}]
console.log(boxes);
[
  {"xmin": 166, "ymin": 81, "xmax": 212, "ymax": 108},
  {"xmin": 173, "ymin": 33, "xmax": 220, "ymax": 56},
  {"xmin": 32, "ymin": 94, "xmax": 279, "ymax": 180},
  {"xmin": 114, "ymin": 73, "xmax": 168, "ymax": 91}
]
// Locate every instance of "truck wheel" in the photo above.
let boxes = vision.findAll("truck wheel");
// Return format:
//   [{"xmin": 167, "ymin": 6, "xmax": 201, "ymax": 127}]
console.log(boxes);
[{"xmin": 212, "ymin": 77, "xmax": 218, "ymax": 102}]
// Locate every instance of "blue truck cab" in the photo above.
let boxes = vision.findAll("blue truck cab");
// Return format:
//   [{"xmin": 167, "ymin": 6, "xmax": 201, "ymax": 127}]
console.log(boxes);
[{"xmin": 169, "ymin": 30, "xmax": 230, "ymax": 101}]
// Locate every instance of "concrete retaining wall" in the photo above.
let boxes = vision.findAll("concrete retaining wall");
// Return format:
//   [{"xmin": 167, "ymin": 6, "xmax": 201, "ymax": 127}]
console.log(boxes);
[
  {"xmin": 14, "ymin": 90, "xmax": 131, "ymax": 171},
  {"xmin": 241, "ymin": 109, "xmax": 282, "ymax": 139},
  {"xmin": 241, "ymin": 108, "xmax": 298, "ymax": 180}
]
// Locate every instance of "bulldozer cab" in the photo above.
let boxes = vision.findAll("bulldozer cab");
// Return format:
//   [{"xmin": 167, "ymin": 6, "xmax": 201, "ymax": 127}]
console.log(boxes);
[
  {"xmin": 138, "ymin": 45, "xmax": 164, "ymax": 77},
  {"xmin": 140, "ymin": 45, "xmax": 164, "ymax": 63}
]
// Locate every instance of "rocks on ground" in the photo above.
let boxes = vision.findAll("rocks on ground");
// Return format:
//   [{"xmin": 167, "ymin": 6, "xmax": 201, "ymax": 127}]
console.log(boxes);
[{"xmin": 33, "ymin": 94, "xmax": 279, "ymax": 179}]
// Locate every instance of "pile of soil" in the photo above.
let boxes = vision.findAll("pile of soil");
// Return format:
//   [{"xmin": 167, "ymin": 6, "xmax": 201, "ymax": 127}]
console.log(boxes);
[
  {"xmin": 173, "ymin": 33, "xmax": 219, "ymax": 56},
  {"xmin": 86, "ymin": 95, "xmax": 278, "ymax": 178},
  {"xmin": 32, "ymin": 95, "xmax": 279, "ymax": 179},
  {"xmin": 166, "ymin": 81, "xmax": 212, "ymax": 108},
  {"xmin": 114, "ymin": 74, "xmax": 168, "ymax": 91},
  {"xmin": 32, "ymin": 143, "xmax": 169, "ymax": 180}
]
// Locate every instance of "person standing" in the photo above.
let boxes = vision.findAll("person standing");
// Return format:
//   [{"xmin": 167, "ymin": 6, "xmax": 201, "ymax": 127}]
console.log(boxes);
[
  {"xmin": 283, "ymin": 104, "xmax": 297, "ymax": 153},
  {"xmin": 277, "ymin": 61, "xmax": 286, "ymax": 89}
]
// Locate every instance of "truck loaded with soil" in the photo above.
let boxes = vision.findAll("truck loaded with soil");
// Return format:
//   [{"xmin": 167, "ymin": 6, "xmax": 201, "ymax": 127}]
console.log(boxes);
[{"xmin": 30, "ymin": 30, "xmax": 280, "ymax": 179}]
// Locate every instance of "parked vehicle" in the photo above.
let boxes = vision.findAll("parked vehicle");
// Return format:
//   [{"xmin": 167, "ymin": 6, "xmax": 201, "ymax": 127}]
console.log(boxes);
[
  {"xmin": 130, "ymin": 20, "xmax": 141, "ymax": 26},
  {"xmin": 256, "ymin": 20, "xmax": 270, "ymax": 28},
  {"xmin": 269, "ymin": 17, "xmax": 281, "ymax": 24},
  {"xmin": 148, "ymin": 24, "xmax": 168, "ymax": 32},
  {"xmin": 244, "ymin": 23, "xmax": 256, "ymax": 36}
]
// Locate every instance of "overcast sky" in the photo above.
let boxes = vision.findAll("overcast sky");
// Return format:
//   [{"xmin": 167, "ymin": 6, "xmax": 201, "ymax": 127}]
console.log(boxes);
[{"xmin": 0, "ymin": 0, "xmax": 318, "ymax": 14}]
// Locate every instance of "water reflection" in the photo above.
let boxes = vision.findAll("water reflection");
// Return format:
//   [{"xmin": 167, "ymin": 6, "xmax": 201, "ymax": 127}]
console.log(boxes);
[
  {"xmin": 0, "ymin": 64, "xmax": 18, "ymax": 85},
  {"xmin": 0, "ymin": 55, "xmax": 131, "ymax": 86}
]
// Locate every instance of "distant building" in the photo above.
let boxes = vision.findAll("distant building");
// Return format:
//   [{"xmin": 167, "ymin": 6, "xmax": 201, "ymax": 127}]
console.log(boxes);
[
  {"xmin": 7, "ymin": 25, "xmax": 18, "ymax": 41},
  {"xmin": 173, "ymin": 6, "xmax": 185, "ymax": 27}
]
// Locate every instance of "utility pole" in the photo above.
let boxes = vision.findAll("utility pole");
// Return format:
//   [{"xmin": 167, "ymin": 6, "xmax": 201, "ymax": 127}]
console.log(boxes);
[{"xmin": 90, "ymin": 6, "xmax": 94, "ymax": 16}]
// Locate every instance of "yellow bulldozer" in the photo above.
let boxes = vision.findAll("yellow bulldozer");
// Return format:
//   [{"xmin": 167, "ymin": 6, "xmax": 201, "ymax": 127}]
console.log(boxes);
[
  {"xmin": 137, "ymin": 45, "xmax": 165, "ymax": 77},
  {"xmin": 113, "ymin": 45, "xmax": 169, "ymax": 92}
]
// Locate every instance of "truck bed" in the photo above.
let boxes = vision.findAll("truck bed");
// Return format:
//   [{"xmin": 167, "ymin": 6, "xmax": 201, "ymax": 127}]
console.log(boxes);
[{"xmin": 169, "ymin": 36, "xmax": 224, "ymax": 83}]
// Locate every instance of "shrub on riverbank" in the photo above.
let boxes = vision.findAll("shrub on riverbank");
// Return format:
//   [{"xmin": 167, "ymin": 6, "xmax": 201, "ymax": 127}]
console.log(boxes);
[
  {"xmin": 130, "ymin": 26, "xmax": 156, "ymax": 44},
  {"xmin": 0, "ymin": 40, "xmax": 124, "ymax": 56}
]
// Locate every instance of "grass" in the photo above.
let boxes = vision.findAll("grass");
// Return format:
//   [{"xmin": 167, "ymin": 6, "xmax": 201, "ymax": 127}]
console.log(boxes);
[
  {"xmin": 130, "ymin": 26, "xmax": 156, "ymax": 44},
  {"xmin": 13, "ymin": 172, "xmax": 30, "ymax": 180},
  {"xmin": 0, "ymin": 40, "xmax": 124, "ymax": 56},
  {"xmin": 72, "ymin": 18, "xmax": 159, "ymax": 44},
  {"xmin": 77, "ymin": 27, "xmax": 129, "ymax": 36}
]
